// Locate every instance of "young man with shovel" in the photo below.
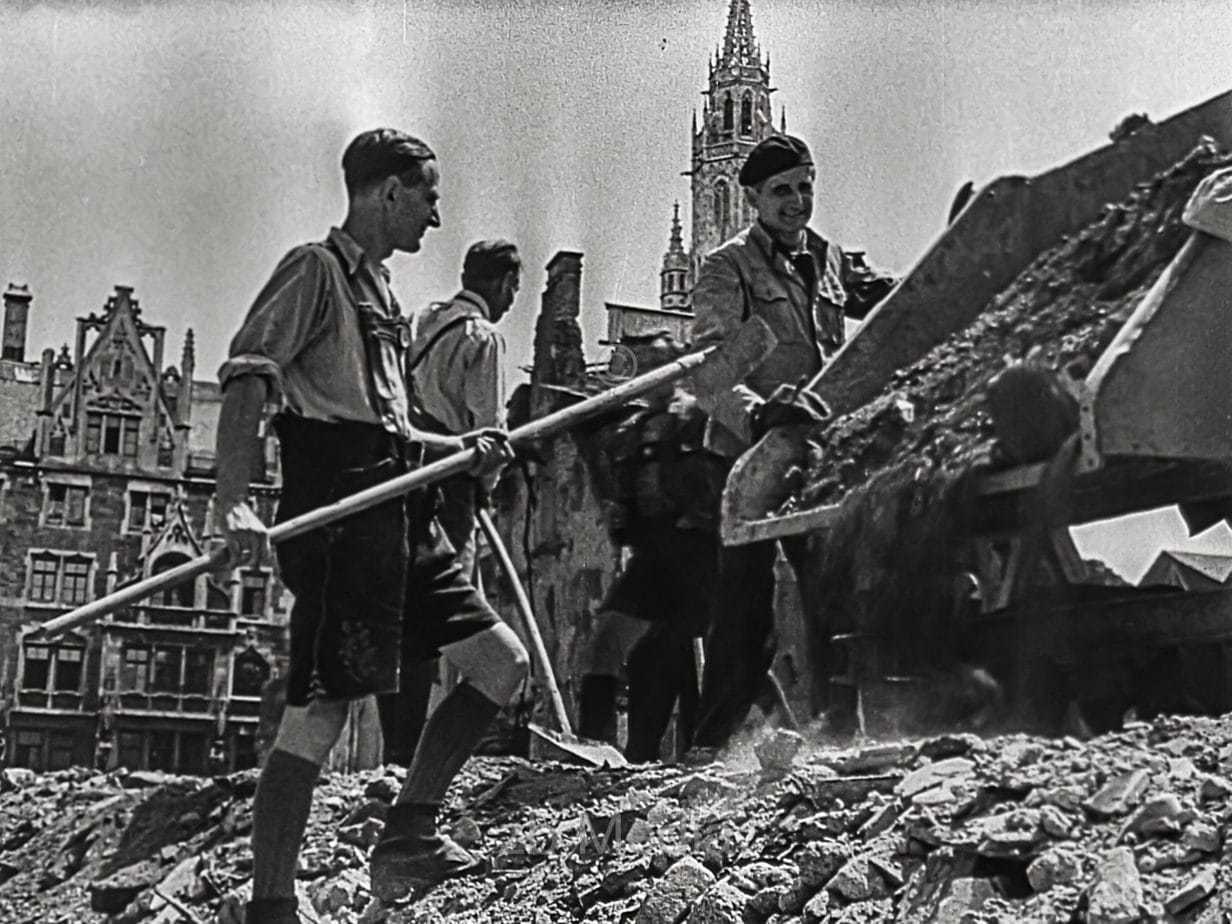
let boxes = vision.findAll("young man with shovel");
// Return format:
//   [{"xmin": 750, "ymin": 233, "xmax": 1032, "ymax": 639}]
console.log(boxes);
[{"xmin": 214, "ymin": 128, "xmax": 528, "ymax": 921}]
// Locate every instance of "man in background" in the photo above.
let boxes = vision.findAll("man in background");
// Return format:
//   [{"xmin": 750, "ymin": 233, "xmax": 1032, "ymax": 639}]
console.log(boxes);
[{"xmin": 377, "ymin": 240, "xmax": 523, "ymax": 767}]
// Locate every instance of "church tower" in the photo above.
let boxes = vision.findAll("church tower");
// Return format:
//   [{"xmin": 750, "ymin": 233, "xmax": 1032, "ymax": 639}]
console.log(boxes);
[{"xmin": 688, "ymin": 0, "xmax": 777, "ymax": 283}]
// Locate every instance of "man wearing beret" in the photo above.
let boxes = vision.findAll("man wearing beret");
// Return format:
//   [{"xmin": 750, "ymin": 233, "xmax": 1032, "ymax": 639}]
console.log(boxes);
[{"xmin": 690, "ymin": 134, "xmax": 895, "ymax": 750}]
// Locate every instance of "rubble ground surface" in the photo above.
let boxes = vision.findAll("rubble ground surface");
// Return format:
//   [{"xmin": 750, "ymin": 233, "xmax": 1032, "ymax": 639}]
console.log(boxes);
[{"xmin": 2, "ymin": 713, "xmax": 1230, "ymax": 923}]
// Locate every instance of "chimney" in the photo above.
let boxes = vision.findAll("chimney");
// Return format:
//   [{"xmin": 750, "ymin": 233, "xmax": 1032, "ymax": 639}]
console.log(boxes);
[
  {"xmin": 39, "ymin": 348, "xmax": 55, "ymax": 413},
  {"xmin": 532, "ymin": 251, "xmax": 585, "ymax": 388},
  {"xmin": 3, "ymin": 283, "xmax": 32, "ymax": 362}
]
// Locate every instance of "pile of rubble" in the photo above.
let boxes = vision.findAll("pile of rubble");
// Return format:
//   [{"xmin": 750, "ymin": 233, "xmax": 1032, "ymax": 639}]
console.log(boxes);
[
  {"xmin": 781, "ymin": 141, "xmax": 1232, "ymax": 514},
  {"xmin": 2, "ymin": 713, "xmax": 1230, "ymax": 922}
]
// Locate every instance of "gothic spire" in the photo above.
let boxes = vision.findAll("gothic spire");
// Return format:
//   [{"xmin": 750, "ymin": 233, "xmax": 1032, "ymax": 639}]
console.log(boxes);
[
  {"xmin": 720, "ymin": 0, "xmax": 758, "ymax": 69},
  {"xmin": 662, "ymin": 202, "xmax": 688, "ymax": 271}
]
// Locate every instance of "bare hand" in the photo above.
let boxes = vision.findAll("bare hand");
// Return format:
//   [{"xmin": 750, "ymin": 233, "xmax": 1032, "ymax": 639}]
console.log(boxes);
[
  {"xmin": 212, "ymin": 499, "xmax": 270, "ymax": 572},
  {"xmin": 461, "ymin": 428, "xmax": 514, "ymax": 479}
]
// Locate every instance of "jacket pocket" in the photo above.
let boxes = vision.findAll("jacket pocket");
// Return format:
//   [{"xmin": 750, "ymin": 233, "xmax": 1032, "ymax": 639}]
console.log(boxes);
[{"xmin": 750, "ymin": 275, "xmax": 808, "ymax": 343}]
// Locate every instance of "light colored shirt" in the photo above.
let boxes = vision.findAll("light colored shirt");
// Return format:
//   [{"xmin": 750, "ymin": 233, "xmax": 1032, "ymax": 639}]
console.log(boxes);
[
  {"xmin": 408, "ymin": 289, "xmax": 506, "ymax": 434},
  {"xmin": 218, "ymin": 227, "xmax": 412, "ymax": 439}
]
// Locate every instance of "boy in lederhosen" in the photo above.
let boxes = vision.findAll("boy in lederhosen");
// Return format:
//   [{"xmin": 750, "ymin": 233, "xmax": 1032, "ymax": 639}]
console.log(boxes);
[{"xmin": 214, "ymin": 128, "xmax": 529, "ymax": 922}]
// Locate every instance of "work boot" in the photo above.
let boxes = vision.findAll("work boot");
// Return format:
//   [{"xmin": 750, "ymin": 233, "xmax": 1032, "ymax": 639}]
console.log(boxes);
[
  {"xmin": 244, "ymin": 897, "xmax": 300, "ymax": 923},
  {"xmin": 370, "ymin": 831, "xmax": 487, "ymax": 903}
]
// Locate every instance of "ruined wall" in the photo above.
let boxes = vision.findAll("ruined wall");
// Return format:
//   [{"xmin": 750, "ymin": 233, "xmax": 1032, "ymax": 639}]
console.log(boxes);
[
  {"xmin": 489, "ymin": 250, "xmax": 816, "ymax": 738},
  {"xmin": 488, "ymin": 431, "xmax": 619, "ymax": 724},
  {"xmin": 488, "ymin": 251, "xmax": 622, "ymax": 723}
]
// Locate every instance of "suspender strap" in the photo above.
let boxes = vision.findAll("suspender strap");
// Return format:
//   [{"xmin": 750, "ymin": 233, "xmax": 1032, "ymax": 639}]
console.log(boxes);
[{"xmin": 406, "ymin": 315, "xmax": 473, "ymax": 375}]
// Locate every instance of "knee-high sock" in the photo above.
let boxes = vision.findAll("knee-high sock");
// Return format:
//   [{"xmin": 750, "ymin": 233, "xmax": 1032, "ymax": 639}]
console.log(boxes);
[
  {"xmin": 390, "ymin": 682, "xmax": 500, "ymax": 823},
  {"xmin": 250, "ymin": 749, "xmax": 320, "ymax": 899}
]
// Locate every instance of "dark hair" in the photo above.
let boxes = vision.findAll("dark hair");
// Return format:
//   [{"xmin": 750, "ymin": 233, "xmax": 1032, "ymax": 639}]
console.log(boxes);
[
  {"xmin": 461, "ymin": 239, "xmax": 521, "ymax": 289},
  {"xmin": 341, "ymin": 128, "xmax": 436, "ymax": 195}
]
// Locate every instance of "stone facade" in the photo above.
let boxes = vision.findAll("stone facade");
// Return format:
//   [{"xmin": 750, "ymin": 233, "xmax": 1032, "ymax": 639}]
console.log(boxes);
[
  {"xmin": 0, "ymin": 284, "xmax": 289, "ymax": 776},
  {"xmin": 688, "ymin": 0, "xmax": 778, "ymax": 284}
]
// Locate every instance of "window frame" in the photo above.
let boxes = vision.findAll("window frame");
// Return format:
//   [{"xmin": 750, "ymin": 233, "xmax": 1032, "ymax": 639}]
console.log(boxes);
[
  {"xmin": 123, "ymin": 482, "xmax": 174, "ymax": 535},
  {"xmin": 18, "ymin": 636, "xmax": 86, "ymax": 694},
  {"xmin": 25, "ymin": 549, "xmax": 96, "ymax": 608},
  {"xmin": 238, "ymin": 569, "xmax": 270, "ymax": 617},
  {"xmin": 40, "ymin": 475, "xmax": 92, "ymax": 530},
  {"xmin": 119, "ymin": 641, "xmax": 216, "ymax": 699},
  {"xmin": 86, "ymin": 411, "xmax": 141, "ymax": 460}
]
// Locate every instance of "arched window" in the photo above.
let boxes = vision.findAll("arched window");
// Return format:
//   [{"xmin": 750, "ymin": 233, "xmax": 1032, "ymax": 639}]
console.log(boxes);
[
  {"xmin": 232, "ymin": 648, "xmax": 270, "ymax": 697},
  {"xmin": 722, "ymin": 93, "xmax": 733, "ymax": 132},
  {"xmin": 740, "ymin": 93, "xmax": 753, "ymax": 135},
  {"xmin": 151, "ymin": 553, "xmax": 194, "ymax": 607},
  {"xmin": 714, "ymin": 181, "xmax": 731, "ymax": 240}
]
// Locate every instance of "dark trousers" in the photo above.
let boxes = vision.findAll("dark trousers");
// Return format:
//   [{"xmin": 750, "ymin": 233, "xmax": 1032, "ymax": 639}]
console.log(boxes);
[
  {"xmin": 597, "ymin": 522, "xmax": 716, "ymax": 759},
  {"xmin": 693, "ymin": 540, "xmax": 779, "ymax": 748},
  {"xmin": 625, "ymin": 622, "xmax": 699, "ymax": 762},
  {"xmin": 693, "ymin": 534, "xmax": 835, "ymax": 748},
  {"xmin": 376, "ymin": 661, "xmax": 436, "ymax": 767}
]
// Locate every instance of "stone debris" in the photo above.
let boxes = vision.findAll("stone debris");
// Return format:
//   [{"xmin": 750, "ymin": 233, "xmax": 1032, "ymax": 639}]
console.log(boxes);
[
  {"xmin": 0, "ymin": 713, "xmax": 1230, "ymax": 922},
  {"xmin": 754, "ymin": 728, "xmax": 805, "ymax": 773},
  {"xmin": 781, "ymin": 141, "xmax": 1232, "ymax": 514},
  {"xmin": 1164, "ymin": 867, "xmax": 1218, "ymax": 916},
  {"xmin": 1086, "ymin": 847, "xmax": 1144, "ymax": 924},
  {"xmin": 1085, "ymin": 768, "xmax": 1152, "ymax": 818}
]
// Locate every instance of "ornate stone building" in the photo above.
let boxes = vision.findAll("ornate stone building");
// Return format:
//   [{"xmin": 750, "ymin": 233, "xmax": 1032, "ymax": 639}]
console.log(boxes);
[{"xmin": 0, "ymin": 283, "xmax": 288, "ymax": 775}]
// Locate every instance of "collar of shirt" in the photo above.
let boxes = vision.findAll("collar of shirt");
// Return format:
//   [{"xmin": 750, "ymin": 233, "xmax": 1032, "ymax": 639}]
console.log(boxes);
[
  {"xmin": 749, "ymin": 221, "xmax": 832, "ymax": 279},
  {"xmin": 452, "ymin": 289, "xmax": 493, "ymax": 321},
  {"xmin": 328, "ymin": 226, "xmax": 398, "ymax": 314}
]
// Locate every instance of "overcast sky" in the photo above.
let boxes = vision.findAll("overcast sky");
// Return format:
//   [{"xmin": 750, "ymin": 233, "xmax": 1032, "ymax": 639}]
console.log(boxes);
[{"xmin": 2, "ymin": 0, "xmax": 1231, "ymax": 578}]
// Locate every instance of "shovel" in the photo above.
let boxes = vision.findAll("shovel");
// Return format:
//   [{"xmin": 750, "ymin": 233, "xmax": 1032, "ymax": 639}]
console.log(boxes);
[
  {"xmin": 476, "ymin": 507, "xmax": 628, "ymax": 769},
  {"xmin": 38, "ymin": 317, "xmax": 776, "ymax": 641}
]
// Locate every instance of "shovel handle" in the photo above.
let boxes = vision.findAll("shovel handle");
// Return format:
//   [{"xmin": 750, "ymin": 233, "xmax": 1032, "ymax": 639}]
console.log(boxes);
[
  {"xmin": 476, "ymin": 507, "xmax": 575, "ymax": 740},
  {"xmin": 41, "ymin": 449, "xmax": 481, "ymax": 637},
  {"xmin": 40, "ymin": 319, "xmax": 775, "ymax": 638}
]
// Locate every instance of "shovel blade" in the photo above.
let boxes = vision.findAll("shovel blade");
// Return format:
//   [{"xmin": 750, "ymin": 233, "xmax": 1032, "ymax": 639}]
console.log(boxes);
[{"xmin": 528, "ymin": 723, "xmax": 629, "ymax": 769}]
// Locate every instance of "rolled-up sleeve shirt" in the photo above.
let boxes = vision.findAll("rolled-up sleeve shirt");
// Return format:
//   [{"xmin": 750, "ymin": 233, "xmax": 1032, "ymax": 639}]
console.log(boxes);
[
  {"xmin": 218, "ymin": 227, "xmax": 412, "ymax": 439},
  {"xmin": 408, "ymin": 290, "xmax": 507, "ymax": 434}
]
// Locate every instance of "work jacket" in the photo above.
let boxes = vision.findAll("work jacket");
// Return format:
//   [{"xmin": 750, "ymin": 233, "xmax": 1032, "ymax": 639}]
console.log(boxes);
[{"xmin": 691, "ymin": 221, "xmax": 894, "ymax": 456}]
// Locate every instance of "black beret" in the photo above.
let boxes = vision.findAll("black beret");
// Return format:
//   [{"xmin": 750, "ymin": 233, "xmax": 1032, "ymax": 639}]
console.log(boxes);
[{"xmin": 738, "ymin": 134, "xmax": 813, "ymax": 187}]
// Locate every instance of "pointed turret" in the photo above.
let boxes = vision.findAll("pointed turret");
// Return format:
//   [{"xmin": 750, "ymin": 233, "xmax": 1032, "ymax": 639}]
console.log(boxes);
[
  {"xmin": 660, "ymin": 203, "xmax": 690, "ymax": 311},
  {"xmin": 720, "ymin": 0, "xmax": 758, "ymax": 69},
  {"xmin": 177, "ymin": 329, "xmax": 195, "ymax": 428}
]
